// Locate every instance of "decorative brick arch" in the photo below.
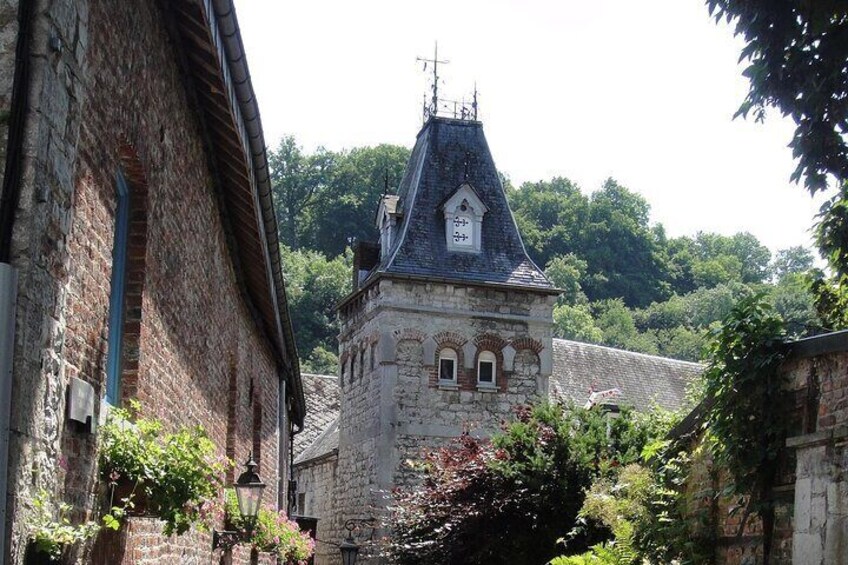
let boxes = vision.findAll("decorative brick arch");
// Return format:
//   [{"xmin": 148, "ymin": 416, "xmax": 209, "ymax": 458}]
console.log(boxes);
[
  {"xmin": 395, "ymin": 328, "xmax": 427, "ymax": 343},
  {"xmin": 431, "ymin": 331, "xmax": 468, "ymax": 387},
  {"xmin": 473, "ymin": 334, "xmax": 507, "ymax": 392},
  {"xmin": 510, "ymin": 336, "xmax": 544, "ymax": 355},
  {"xmin": 116, "ymin": 142, "xmax": 150, "ymax": 404}
]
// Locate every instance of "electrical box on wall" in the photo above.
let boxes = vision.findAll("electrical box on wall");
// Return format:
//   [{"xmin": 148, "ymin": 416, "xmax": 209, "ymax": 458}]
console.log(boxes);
[{"xmin": 67, "ymin": 376, "xmax": 96, "ymax": 433}]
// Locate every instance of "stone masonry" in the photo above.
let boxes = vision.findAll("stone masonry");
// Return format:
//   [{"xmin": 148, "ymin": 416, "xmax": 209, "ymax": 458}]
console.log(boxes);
[{"xmin": 326, "ymin": 276, "xmax": 555, "ymax": 563}]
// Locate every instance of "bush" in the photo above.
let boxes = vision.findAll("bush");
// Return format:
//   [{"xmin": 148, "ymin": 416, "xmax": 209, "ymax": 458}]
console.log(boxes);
[{"xmin": 386, "ymin": 402, "xmax": 674, "ymax": 565}]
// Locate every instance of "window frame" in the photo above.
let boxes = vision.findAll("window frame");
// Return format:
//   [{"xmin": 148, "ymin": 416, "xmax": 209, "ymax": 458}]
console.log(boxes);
[
  {"xmin": 105, "ymin": 171, "xmax": 130, "ymax": 406},
  {"xmin": 477, "ymin": 350, "xmax": 497, "ymax": 388},
  {"xmin": 438, "ymin": 348, "xmax": 458, "ymax": 384}
]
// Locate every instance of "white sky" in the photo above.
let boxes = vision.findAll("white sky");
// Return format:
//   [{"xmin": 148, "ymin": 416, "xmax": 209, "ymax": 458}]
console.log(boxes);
[{"xmin": 236, "ymin": 0, "xmax": 830, "ymax": 255}]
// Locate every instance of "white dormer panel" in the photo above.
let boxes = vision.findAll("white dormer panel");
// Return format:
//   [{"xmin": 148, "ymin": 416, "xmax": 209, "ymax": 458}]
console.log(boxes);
[
  {"xmin": 442, "ymin": 183, "xmax": 487, "ymax": 253},
  {"xmin": 377, "ymin": 195, "xmax": 401, "ymax": 259}
]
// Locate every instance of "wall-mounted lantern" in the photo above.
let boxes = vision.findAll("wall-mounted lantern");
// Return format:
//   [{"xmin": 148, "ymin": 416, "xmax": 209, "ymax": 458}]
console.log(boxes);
[{"xmin": 212, "ymin": 453, "xmax": 266, "ymax": 550}]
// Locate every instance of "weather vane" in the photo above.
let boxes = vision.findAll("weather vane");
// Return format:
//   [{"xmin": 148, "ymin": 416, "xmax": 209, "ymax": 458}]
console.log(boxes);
[{"xmin": 417, "ymin": 43, "xmax": 479, "ymax": 122}]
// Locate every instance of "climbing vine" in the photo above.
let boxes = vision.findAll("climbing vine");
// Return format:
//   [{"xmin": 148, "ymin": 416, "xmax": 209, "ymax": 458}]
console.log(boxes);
[{"xmin": 702, "ymin": 294, "xmax": 789, "ymax": 564}]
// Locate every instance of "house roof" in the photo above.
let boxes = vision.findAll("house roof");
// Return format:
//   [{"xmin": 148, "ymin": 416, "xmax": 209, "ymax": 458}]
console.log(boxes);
[
  {"xmin": 295, "ymin": 417, "xmax": 339, "ymax": 466},
  {"xmin": 294, "ymin": 374, "xmax": 340, "ymax": 459},
  {"xmin": 164, "ymin": 0, "xmax": 304, "ymax": 425},
  {"xmin": 549, "ymin": 339, "xmax": 702, "ymax": 412},
  {"xmin": 361, "ymin": 117, "xmax": 554, "ymax": 294}
]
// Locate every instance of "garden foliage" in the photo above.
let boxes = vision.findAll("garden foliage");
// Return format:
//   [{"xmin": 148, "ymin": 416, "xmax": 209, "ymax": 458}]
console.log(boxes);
[{"xmin": 386, "ymin": 403, "xmax": 676, "ymax": 565}]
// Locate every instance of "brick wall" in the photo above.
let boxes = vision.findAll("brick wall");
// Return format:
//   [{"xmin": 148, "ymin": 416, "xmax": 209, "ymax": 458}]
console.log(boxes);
[
  {"xmin": 680, "ymin": 344, "xmax": 848, "ymax": 564},
  {"xmin": 4, "ymin": 0, "xmax": 283, "ymax": 562}
]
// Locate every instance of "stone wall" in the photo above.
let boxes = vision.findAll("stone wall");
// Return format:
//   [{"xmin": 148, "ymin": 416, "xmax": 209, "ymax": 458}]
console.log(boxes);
[
  {"xmin": 0, "ymin": 0, "xmax": 18, "ymax": 185},
  {"xmin": 784, "ymin": 350, "xmax": 848, "ymax": 564},
  {"xmin": 3, "ymin": 1, "xmax": 282, "ymax": 563},
  {"xmin": 329, "ymin": 278, "xmax": 555, "ymax": 563},
  {"xmin": 295, "ymin": 455, "xmax": 339, "ymax": 564}
]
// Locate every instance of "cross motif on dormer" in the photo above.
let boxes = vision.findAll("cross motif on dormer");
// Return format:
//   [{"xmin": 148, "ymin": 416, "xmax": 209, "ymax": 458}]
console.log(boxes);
[
  {"xmin": 453, "ymin": 216, "xmax": 469, "ymax": 227},
  {"xmin": 453, "ymin": 232, "xmax": 469, "ymax": 242}
]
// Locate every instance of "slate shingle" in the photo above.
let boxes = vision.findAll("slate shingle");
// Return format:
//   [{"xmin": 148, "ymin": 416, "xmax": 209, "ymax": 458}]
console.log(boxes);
[
  {"xmin": 549, "ymin": 339, "xmax": 702, "ymax": 411},
  {"xmin": 379, "ymin": 117, "xmax": 553, "ymax": 289},
  {"xmin": 293, "ymin": 373, "xmax": 340, "ymax": 459}
]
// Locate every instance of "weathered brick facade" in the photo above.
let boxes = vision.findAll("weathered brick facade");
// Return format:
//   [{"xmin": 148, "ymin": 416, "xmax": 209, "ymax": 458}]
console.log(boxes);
[
  {"xmin": 0, "ymin": 1, "xmax": 303, "ymax": 563},
  {"xmin": 678, "ymin": 332, "xmax": 848, "ymax": 564}
]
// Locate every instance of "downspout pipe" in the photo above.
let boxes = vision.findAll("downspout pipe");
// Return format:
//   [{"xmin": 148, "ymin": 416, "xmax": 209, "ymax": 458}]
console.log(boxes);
[
  {"xmin": 0, "ymin": 0, "xmax": 33, "ymax": 260},
  {"xmin": 0, "ymin": 2, "xmax": 33, "ymax": 564}
]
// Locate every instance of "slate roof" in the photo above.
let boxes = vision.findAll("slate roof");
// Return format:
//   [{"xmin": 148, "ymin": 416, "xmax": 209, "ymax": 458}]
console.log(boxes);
[
  {"xmin": 549, "ymin": 339, "xmax": 702, "ymax": 411},
  {"xmin": 295, "ymin": 417, "xmax": 339, "ymax": 466},
  {"xmin": 293, "ymin": 374, "xmax": 340, "ymax": 459},
  {"xmin": 376, "ymin": 117, "xmax": 554, "ymax": 290}
]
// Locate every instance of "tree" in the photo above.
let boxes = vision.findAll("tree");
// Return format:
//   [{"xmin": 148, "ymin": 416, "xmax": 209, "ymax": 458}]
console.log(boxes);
[
  {"xmin": 706, "ymin": 2, "xmax": 848, "ymax": 273},
  {"xmin": 770, "ymin": 246, "xmax": 815, "ymax": 281},
  {"xmin": 595, "ymin": 299, "xmax": 659, "ymax": 355},
  {"xmin": 508, "ymin": 177, "xmax": 589, "ymax": 268},
  {"xmin": 581, "ymin": 180, "xmax": 670, "ymax": 307},
  {"xmin": 305, "ymin": 144, "xmax": 410, "ymax": 257},
  {"xmin": 553, "ymin": 304, "xmax": 603, "ymax": 343},
  {"xmin": 281, "ymin": 247, "xmax": 351, "ymax": 369},
  {"xmin": 545, "ymin": 254, "xmax": 589, "ymax": 305},
  {"xmin": 268, "ymin": 136, "xmax": 333, "ymax": 250}
]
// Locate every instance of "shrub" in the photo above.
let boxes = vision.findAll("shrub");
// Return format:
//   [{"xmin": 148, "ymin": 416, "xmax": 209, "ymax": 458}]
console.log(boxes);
[{"xmin": 386, "ymin": 402, "xmax": 672, "ymax": 565}]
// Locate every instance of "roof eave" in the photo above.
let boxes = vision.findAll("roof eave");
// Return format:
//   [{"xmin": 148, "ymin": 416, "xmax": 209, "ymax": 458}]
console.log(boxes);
[{"xmin": 179, "ymin": 0, "xmax": 305, "ymax": 426}]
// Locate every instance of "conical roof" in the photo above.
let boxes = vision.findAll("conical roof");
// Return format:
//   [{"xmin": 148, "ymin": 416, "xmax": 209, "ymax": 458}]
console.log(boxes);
[{"xmin": 378, "ymin": 116, "xmax": 553, "ymax": 290}]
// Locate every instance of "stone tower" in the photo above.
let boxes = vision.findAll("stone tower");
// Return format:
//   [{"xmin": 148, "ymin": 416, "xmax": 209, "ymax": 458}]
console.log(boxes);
[{"xmin": 332, "ymin": 116, "xmax": 558, "ymax": 560}]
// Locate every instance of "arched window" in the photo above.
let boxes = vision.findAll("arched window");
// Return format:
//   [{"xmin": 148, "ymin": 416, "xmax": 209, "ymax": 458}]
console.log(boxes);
[
  {"xmin": 478, "ymin": 351, "xmax": 496, "ymax": 387},
  {"xmin": 105, "ymin": 171, "xmax": 130, "ymax": 406},
  {"xmin": 438, "ymin": 349, "xmax": 458, "ymax": 383}
]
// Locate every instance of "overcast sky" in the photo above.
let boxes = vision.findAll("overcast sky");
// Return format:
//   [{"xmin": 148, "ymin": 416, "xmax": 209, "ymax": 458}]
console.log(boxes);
[{"xmin": 236, "ymin": 0, "xmax": 829, "ymax": 256}]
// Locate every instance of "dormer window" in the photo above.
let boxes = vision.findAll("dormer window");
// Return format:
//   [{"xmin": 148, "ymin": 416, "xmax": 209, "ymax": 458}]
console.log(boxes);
[
  {"xmin": 441, "ymin": 183, "xmax": 487, "ymax": 253},
  {"xmin": 376, "ymin": 195, "xmax": 401, "ymax": 260}
]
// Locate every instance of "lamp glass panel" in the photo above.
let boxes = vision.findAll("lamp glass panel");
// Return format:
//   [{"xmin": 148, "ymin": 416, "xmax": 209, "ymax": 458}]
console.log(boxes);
[
  {"xmin": 236, "ymin": 483, "xmax": 265, "ymax": 518},
  {"xmin": 340, "ymin": 543, "xmax": 359, "ymax": 565}
]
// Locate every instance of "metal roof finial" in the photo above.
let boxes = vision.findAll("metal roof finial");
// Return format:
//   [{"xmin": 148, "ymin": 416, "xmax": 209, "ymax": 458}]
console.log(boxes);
[{"xmin": 417, "ymin": 42, "xmax": 449, "ymax": 119}]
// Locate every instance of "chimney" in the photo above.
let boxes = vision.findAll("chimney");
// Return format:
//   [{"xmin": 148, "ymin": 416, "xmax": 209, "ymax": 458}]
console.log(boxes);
[{"xmin": 352, "ymin": 241, "xmax": 381, "ymax": 290}]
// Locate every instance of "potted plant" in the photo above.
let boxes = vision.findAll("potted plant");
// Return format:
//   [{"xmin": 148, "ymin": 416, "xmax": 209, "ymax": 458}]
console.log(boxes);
[
  {"xmin": 99, "ymin": 402, "xmax": 226, "ymax": 535},
  {"xmin": 26, "ymin": 491, "xmax": 99, "ymax": 565}
]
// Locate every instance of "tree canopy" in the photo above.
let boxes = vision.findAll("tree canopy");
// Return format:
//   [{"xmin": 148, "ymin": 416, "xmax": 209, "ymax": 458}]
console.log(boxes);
[{"xmin": 269, "ymin": 136, "xmax": 820, "ymax": 369}]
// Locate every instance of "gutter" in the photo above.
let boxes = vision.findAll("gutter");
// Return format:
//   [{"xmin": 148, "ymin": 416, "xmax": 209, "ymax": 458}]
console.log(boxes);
[
  {"xmin": 205, "ymin": 0, "xmax": 305, "ymax": 427},
  {"xmin": 0, "ymin": 1, "xmax": 32, "ymax": 563}
]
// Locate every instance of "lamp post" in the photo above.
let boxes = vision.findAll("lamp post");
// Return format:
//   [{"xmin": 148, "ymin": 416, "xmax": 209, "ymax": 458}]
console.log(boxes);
[
  {"xmin": 339, "ymin": 518, "xmax": 376, "ymax": 565},
  {"xmin": 212, "ymin": 453, "xmax": 266, "ymax": 550}
]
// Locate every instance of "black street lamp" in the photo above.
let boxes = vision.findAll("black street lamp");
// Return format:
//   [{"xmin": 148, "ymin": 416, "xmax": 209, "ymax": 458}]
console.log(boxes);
[
  {"xmin": 339, "ymin": 518, "xmax": 375, "ymax": 565},
  {"xmin": 212, "ymin": 453, "xmax": 266, "ymax": 550},
  {"xmin": 339, "ymin": 533, "xmax": 359, "ymax": 565}
]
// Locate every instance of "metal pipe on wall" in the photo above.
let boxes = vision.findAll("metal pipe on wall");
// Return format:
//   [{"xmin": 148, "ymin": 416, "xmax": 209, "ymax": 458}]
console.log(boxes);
[{"xmin": 0, "ymin": 264, "xmax": 18, "ymax": 565}]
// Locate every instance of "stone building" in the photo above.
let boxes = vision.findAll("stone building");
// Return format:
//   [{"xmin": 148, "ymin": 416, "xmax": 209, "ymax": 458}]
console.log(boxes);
[
  {"xmin": 293, "ymin": 115, "xmax": 701, "ymax": 564},
  {"xmin": 0, "ymin": 1, "xmax": 305, "ymax": 563}
]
